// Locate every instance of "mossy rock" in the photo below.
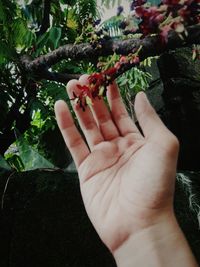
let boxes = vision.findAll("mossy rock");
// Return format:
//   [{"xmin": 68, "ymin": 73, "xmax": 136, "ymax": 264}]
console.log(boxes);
[
  {"xmin": 0, "ymin": 170, "xmax": 116, "ymax": 267},
  {"xmin": 0, "ymin": 169, "xmax": 200, "ymax": 266}
]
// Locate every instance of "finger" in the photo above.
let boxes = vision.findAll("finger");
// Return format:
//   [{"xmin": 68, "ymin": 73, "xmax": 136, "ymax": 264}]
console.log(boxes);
[
  {"xmin": 54, "ymin": 100, "xmax": 89, "ymax": 168},
  {"xmin": 79, "ymin": 75, "xmax": 120, "ymax": 141},
  {"xmin": 67, "ymin": 79, "xmax": 104, "ymax": 150},
  {"xmin": 78, "ymin": 74, "xmax": 90, "ymax": 84},
  {"xmin": 134, "ymin": 92, "xmax": 171, "ymax": 140},
  {"xmin": 107, "ymin": 81, "xmax": 142, "ymax": 137}
]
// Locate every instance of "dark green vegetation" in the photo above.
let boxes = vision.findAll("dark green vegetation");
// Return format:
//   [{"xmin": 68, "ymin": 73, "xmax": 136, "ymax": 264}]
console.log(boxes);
[{"xmin": 0, "ymin": 0, "xmax": 99, "ymax": 169}]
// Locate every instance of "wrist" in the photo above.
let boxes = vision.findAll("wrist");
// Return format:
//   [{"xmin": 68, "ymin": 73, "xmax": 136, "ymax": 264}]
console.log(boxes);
[{"xmin": 113, "ymin": 212, "xmax": 198, "ymax": 267}]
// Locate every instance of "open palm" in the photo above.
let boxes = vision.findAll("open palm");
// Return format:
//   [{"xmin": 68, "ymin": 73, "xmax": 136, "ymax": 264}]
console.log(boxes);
[{"xmin": 55, "ymin": 75, "xmax": 179, "ymax": 252}]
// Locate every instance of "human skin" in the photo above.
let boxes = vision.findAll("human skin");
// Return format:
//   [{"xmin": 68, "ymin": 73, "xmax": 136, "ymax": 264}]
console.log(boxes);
[{"xmin": 55, "ymin": 74, "xmax": 198, "ymax": 267}]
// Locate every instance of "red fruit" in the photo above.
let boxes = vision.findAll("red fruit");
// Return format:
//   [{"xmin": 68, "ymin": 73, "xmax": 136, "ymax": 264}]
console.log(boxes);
[
  {"xmin": 89, "ymin": 73, "xmax": 103, "ymax": 84},
  {"xmin": 132, "ymin": 56, "xmax": 140, "ymax": 64},
  {"xmin": 120, "ymin": 56, "xmax": 128, "ymax": 63},
  {"xmin": 104, "ymin": 67, "xmax": 117, "ymax": 76},
  {"xmin": 178, "ymin": 8, "xmax": 190, "ymax": 18}
]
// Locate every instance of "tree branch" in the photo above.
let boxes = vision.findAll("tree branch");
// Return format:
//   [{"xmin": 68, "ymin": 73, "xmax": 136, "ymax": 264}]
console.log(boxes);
[
  {"xmin": 22, "ymin": 24, "xmax": 200, "ymax": 75},
  {"xmin": 37, "ymin": 69, "xmax": 81, "ymax": 83},
  {"xmin": 37, "ymin": 0, "xmax": 51, "ymax": 37}
]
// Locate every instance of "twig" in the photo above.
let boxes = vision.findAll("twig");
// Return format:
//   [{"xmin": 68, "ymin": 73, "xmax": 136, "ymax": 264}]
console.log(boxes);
[{"xmin": 1, "ymin": 171, "xmax": 16, "ymax": 210}]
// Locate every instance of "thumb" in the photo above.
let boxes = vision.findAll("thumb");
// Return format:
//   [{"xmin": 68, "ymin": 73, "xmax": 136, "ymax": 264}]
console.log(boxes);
[{"xmin": 134, "ymin": 92, "xmax": 170, "ymax": 140}]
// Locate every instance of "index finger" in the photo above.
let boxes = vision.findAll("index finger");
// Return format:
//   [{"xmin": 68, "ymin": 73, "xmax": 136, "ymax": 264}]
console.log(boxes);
[{"xmin": 54, "ymin": 100, "xmax": 90, "ymax": 168}]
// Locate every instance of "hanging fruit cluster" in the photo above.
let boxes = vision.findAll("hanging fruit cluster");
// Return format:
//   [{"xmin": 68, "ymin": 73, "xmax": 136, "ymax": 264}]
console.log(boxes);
[
  {"xmin": 122, "ymin": 0, "xmax": 200, "ymax": 42},
  {"xmin": 72, "ymin": 0, "xmax": 200, "ymax": 110}
]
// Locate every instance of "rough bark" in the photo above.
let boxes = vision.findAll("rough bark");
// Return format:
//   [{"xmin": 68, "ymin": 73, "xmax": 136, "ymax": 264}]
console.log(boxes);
[
  {"xmin": 139, "ymin": 46, "xmax": 200, "ymax": 170},
  {"xmin": 0, "ymin": 170, "xmax": 116, "ymax": 267},
  {"xmin": 158, "ymin": 47, "xmax": 200, "ymax": 170}
]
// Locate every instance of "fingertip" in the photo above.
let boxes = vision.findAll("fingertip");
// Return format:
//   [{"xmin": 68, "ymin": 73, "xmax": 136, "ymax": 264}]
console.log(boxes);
[
  {"xmin": 66, "ymin": 79, "xmax": 79, "ymax": 94},
  {"xmin": 135, "ymin": 91, "xmax": 168, "ymax": 139},
  {"xmin": 54, "ymin": 100, "xmax": 60, "ymax": 111},
  {"xmin": 54, "ymin": 99, "xmax": 68, "ymax": 117},
  {"xmin": 134, "ymin": 91, "xmax": 150, "ymax": 114},
  {"xmin": 54, "ymin": 99, "xmax": 66, "ymax": 109},
  {"xmin": 135, "ymin": 91, "xmax": 147, "ymax": 102},
  {"xmin": 79, "ymin": 74, "xmax": 90, "ymax": 85},
  {"xmin": 55, "ymin": 100, "xmax": 73, "ymax": 130}
]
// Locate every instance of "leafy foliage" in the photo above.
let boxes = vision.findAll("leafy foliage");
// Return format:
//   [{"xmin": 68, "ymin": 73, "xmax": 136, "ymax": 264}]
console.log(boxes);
[
  {"xmin": 117, "ymin": 67, "xmax": 151, "ymax": 117},
  {"xmin": 0, "ymin": 0, "xmax": 160, "ymax": 171},
  {"xmin": 0, "ymin": 154, "xmax": 11, "ymax": 170},
  {"xmin": 16, "ymin": 135, "xmax": 55, "ymax": 171}
]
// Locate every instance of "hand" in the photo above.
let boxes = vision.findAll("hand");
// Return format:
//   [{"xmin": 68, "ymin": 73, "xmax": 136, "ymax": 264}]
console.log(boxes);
[{"xmin": 55, "ymin": 74, "xmax": 180, "ymax": 253}]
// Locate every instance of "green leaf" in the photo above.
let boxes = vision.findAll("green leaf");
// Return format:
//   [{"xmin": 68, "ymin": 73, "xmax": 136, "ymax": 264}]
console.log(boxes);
[
  {"xmin": 76, "ymin": 0, "xmax": 97, "ymax": 21},
  {"xmin": 0, "ymin": 154, "xmax": 11, "ymax": 170},
  {"xmin": 59, "ymin": 0, "xmax": 76, "ymax": 5},
  {"xmin": 24, "ymin": 30, "xmax": 35, "ymax": 49},
  {"xmin": 41, "ymin": 81, "xmax": 68, "ymax": 102},
  {"xmin": 48, "ymin": 27, "xmax": 62, "ymax": 49},
  {"xmin": 29, "ymin": 99, "xmax": 48, "ymax": 119},
  {"xmin": 66, "ymin": 9, "xmax": 78, "ymax": 30},
  {"xmin": 16, "ymin": 135, "xmax": 55, "ymax": 171},
  {"xmin": 101, "ymin": 0, "xmax": 122, "ymax": 8},
  {"xmin": 102, "ymin": 15, "xmax": 123, "ymax": 36},
  {"xmin": 0, "ymin": 41, "xmax": 15, "ymax": 64},
  {"xmin": 12, "ymin": 18, "xmax": 29, "ymax": 47},
  {"xmin": 5, "ymin": 154, "xmax": 24, "ymax": 172},
  {"xmin": 0, "ymin": 1, "xmax": 6, "ymax": 22},
  {"xmin": 35, "ymin": 31, "xmax": 49, "ymax": 56}
]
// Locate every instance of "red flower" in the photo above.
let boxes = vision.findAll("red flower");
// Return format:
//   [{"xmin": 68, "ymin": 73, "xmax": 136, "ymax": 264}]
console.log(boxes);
[
  {"xmin": 89, "ymin": 73, "xmax": 103, "ymax": 84},
  {"xmin": 131, "ymin": 56, "xmax": 140, "ymax": 64},
  {"xmin": 135, "ymin": 6, "xmax": 147, "ymax": 18},
  {"xmin": 135, "ymin": 6, "xmax": 164, "ymax": 36},
  {"xmin": 159, "ymin": 25, "xmax": 172, "ymax": 43},
  {"xmin": 103, "ymin": 67, "xmax": 117, "ymax": 76},
  {"xmin": 155, "ymin": 14, "xmax": 165, "ymax": 23},
  {"xmin": 120, "ymin": 56, "xmax": 128, "ymax": 63},
  {"xmin": 88, "ymin": 73, "xmax": 105, "ymax": 99},
  {"xmin": 77, "ymin": 85, "xmax": 90, "ymax": 96}
]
